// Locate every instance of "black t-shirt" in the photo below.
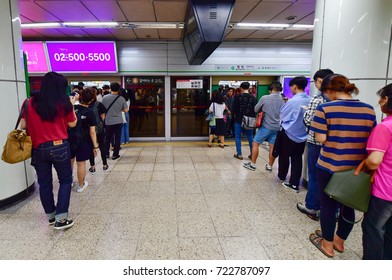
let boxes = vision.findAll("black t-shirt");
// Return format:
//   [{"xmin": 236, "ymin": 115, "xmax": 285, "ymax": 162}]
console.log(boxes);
[
  {"xmin": 74, "ymin": 104, "xmax": 96, "ymax": 143},
  {"xmin": 232, "ymin": 93, "xmax": 257, "ymax": 123}
]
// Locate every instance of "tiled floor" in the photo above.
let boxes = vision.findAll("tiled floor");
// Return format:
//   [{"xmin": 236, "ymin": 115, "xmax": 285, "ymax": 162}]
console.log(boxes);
[{"xmin": 0, "ymin": 142, "xmax": 363, "ymax": 260}]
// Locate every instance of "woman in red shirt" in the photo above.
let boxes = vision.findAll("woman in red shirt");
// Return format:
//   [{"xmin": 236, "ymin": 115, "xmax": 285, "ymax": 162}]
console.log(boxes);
[{"xmin": 21, "ymin": 72, "xmax": 77, "ymax": 230}]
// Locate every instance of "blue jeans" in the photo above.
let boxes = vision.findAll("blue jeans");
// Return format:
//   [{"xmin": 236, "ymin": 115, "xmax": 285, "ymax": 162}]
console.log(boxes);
[
  {"xmin": 121, "ymin": 112, "xmax": 129, "ymax": 144},
  {"xmin": 234, "ymin": 122, "xmax": 253, "ymax": 156},
  {"xmin": 362, "ymin": 195, "xmax": 392, "ymax": 260},
  {"xmin": 305, "ymin": 143, "xmax": 322, "ymax": 210},
  {"xmin": 31, "ymin": 141, "xmax": 72, "ymax": 222}
]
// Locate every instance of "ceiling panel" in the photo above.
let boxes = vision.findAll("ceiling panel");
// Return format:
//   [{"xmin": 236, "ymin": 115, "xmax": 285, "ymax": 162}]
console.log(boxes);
[
  {"xmin": 118, "ymin": 0, "xmax": 156, "ymax": 22},
  {"xmin": 133, "ymin": 29, "xmax": 159, "ymax": 39},
  {"xmin": 294, "ymin": 31, "xmax": 313, "ymax": 40},
  {"xmin": 158, "ymin": 29, "xmax": 182, "ymax": 40},
  {"xmin": 267, "ymin": 30, "xmax": 310, "ymax": 40},
  {"xmin": 83, "ymin": 1, "xmax": 127, "ymax": 22},
  {"xmin": 154, "ymin": 1, "xmax": 188, "ymax": 22},
  {"xmin": 247, "ymin": 29, "xmax": 279, "ymax": 39},
  {"xmin": 20, "ymin": 15, "xmax": 33, "ymax": 23},
  {"xmin": 19, "ymin": 1, "xmax": 60, "ymax": 22},
  {"xmin": 51, "ymin": 28, "xmax": 91, "ymax": 39},
  {"xmin": 83, "ymin": 28, "xmax": 116, "ymax": 39},
  {"xmin": 295, "ymin": 13, "xmax": 315, "ymax": 24},
  {"xmin": 22, "ymin": 29, "xmax": 45, "ymax": 38},
  {"xmin": 230, "ymin": 0, "xmax": 260, "ymax": 23},
  {"xmin": 269, "ymin": 3, "xmax": 315, "ymax": 23},
  {"xmin": 225, "ymin": 29, "xmax": 256, "ymax": 39},
  {"xmin": 27, "ymin": 28, "xmax": 70, "ymax": 38},
  {"xmin": 109, "ymin": 29, "xmax": 138, "ymax": 40},
  {"xmin": 35, "ymin": 0, "xmax": 96, "ymax": 21},
  {"xmin": 242, "ymin": 2, "xmax": 292, "ymax": 23}
]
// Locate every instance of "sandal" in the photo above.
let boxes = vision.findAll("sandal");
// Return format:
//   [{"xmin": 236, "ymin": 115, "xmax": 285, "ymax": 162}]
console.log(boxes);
[
  {"xmin": 208, "ymin": 143, "xmax": 212, "ymax": 148},
  {"xmin": 315, "ymin": 229, "xmax": 344, "ymax": 253},
  {"xmin": 234, "ymin": 154, "xmax": 243, "ymax": 160},
  {"xmin": 219, "ymin": 144, "xmax": 224, "ymax": 149},
  {"xmin": 309, "ymin": 233, "xmax": 334, "ymax": 258}
]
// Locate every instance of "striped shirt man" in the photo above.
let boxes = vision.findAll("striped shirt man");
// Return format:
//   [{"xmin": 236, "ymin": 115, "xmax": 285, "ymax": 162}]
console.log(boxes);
[{"xmin": 311, "ymin": 99, "xmax": 376, "ymax": 173}]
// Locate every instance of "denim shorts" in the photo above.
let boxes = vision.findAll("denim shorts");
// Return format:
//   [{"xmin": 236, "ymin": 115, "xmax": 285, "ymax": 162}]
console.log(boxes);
[{"xmin": 253, "ymin": 126, "xmax": 278, "ymax": 144}]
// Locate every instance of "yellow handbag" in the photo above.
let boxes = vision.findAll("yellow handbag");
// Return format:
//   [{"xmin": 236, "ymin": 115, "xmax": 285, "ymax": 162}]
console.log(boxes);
[{"xmin": 2, "ymin": 99, "xmax": 32, "ymax": 164}]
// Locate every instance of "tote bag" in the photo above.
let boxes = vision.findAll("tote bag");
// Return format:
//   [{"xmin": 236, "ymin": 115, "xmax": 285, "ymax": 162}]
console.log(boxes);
[
  {"xmin": 324, "ymin": 159, "xmax": 372, "ymax": 213},
  {"xmin": 2, "ymin": 99, "xmax": 32, "ymax": 164}
]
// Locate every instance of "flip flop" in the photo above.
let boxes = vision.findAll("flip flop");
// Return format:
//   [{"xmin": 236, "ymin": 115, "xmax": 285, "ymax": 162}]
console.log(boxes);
[{"xmin": 309, "ymin": 233, "xmax": 334, "ymax": 258}]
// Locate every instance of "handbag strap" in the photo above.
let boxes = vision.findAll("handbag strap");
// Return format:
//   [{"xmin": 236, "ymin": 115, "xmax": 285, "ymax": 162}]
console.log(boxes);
[
  {"xmin": 106, "ymin": 95, "xmax": 120, "ymax": 115},
  {"xmin": 355, "ymin": 159, "xmax": 374, "ymax": 182},
  {"xmin": 15, "ymin": 98, "xmax": 29, "ymax": 130}
]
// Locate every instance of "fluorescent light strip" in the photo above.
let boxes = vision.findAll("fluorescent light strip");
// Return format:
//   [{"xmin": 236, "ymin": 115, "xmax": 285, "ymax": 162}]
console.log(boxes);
[
  {"xmin": 235, "ymin": 23, "xmax": 314, "ymax": 30},
  {"xmin": 21, "ymin": 22, "xmax": 61, "ymax": 28},
  {"xmin": 63, "ymin": 22, "xmax": 119, "ymax": 27}
]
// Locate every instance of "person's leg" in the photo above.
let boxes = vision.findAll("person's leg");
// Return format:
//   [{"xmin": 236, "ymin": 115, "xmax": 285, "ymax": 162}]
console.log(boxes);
[
  {"xmin": 251, "ymin": 127, "xmax": 269, "ymax": 164},
  {"xmin": 113, "ymin": 123, "xmax": 123, "ymax": 157},
  {"xmin": 50, "ymin": 143, "xmax": 72, "ymax": 221},
  {"xmin": 124, "ymin": 113, "xmax": 129, "ymax": 143},
  {"xmin": 76, "ymin": 160, "xmax": 86, "ymax": 186},
  {"xmin": 245, "ymin": 129, "xmax": 253, "ymax": 156},
  {"xmin": 362, "ymin": 196, "xmax": 392, "ymax": 259},
  {"xmin": 384, "ymin": 217, "xmax": 392, "ymax": 260},
  {"xmin": 265, "ymin": 130, "xmax": 278, "ymax": 167},
  {"xmin": 288, "ymin": 141, "xmax": 306, "ymax": 186},
  {"xmin": 105, "ymin": 125, "xmax": 114, "ymax": 157},
  {"xmin": 305, "ymin": 143, "xmax": 322, "ymax": 210},
  {"xmin": 89, "ymin": 147, "xmax": 95, "ymax": 169},
  {"xmin": 32, "ymin": 148, "xmax": 56, "ymax": 220},
  {"xmin": 121, "ymin": 123, "xmax": 125, "ymax": 144},
  {"xmin": 277, "ymin": 130, "xmax": 291, "ymax": 181},
  {"xmin": 234, "ymin": 122, "xmax": 242, "ymax": 156},
  {"xmin": 317, "ymin": 167, "xmax": 337, "ymax": 255},
  {"xmin": 98, "ymin": 133, "xmax": 107, "ymax": 166}
]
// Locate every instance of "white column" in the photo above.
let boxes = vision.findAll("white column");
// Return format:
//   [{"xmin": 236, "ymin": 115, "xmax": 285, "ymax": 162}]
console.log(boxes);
[
  {"xmin": 311, "ymin": 0, "xmax": 392, "ymax": 122},
  {"xmin": 0, "ymin": 0, "xmax": 35, "ymax": 206}
]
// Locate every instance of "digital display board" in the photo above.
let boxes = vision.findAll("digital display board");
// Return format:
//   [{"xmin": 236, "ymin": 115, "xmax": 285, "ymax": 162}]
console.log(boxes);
[
  {"xmin": 22, "ymin": 42, "xmax": 49, "ymax": 73},
  {"xmin": 282, "ymin": 77, "xmax": 311, "ymax": 98},
  {"xmin": 46, "ymin": 42, "xmax": 118, "ymax": 73}
]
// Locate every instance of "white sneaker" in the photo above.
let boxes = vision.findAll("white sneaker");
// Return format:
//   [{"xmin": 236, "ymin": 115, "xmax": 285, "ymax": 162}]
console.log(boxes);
[
  {"xmin": 265, "ymin": 164, "xmax": 272, "ymax": 172},
  {"xmin": 76, "ymin": 181, "xmax": 89, "ymax": 193},
  {"xmin": 243, "ymin": 162, "xmax": 256, "ymax": 171}
]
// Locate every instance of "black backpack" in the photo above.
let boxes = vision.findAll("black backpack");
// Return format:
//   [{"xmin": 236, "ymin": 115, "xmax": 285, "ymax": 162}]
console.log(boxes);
[
  {"xmin": 92, "ymin": 102, "xmax": 104, "ymax": 135},
  {"xmin": 68, "ymin": 107, "xmax": 89, "ymax": 153}
]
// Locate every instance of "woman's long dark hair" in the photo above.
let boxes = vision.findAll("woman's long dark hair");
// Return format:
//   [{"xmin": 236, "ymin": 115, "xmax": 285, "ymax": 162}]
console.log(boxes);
[{"xmin": 32, "ymin": 72, "xmax": 73, "ymax": 121}]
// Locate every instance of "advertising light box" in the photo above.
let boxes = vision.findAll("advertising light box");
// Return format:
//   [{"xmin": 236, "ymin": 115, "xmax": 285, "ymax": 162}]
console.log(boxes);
[
  {"xmin": 22, "ymin": 42, "xmax": 50, "ymax": 73},
  {"xmin": 46, "ymin": 42, "xmax": 118, "ymax": 73}
]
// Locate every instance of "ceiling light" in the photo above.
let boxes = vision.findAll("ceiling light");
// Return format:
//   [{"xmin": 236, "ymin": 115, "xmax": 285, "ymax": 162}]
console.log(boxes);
[
  {"xmin": 236, "ymin": 23, "xmax": 290, "ymax": 28},
  {"xmin": 63, "ymin": 22, "xmax": 119, "ymax": 27},
  {"xmin": 120, "ymin": 22, "xmax": 184, "ymax": 29},
  {"xmin": 21, "ymin": 22, "xmax": 62, "ymax": 28},
  {"xmin": 289, "ymin": 24, "xmax": 314, "ymax": 30}
]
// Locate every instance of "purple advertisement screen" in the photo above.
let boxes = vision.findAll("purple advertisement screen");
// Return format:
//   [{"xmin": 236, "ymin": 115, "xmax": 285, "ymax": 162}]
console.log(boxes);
[
  {"xmin": 23, "ymin": 42, "xmax": 49, "ymax": 73},
  {"xmin": 282, "ymin": 77, "xmax": 311, "ymax": 98},
  {"xmin": 46, "ymin": 42, "xmax": 118, "ymax": 73}
]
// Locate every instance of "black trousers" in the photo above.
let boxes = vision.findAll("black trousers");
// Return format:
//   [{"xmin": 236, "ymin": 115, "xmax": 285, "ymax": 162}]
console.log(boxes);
[
  {"xmin": 105, "ymin": 123, "xmax": 122, "ymax": 158},
  {"xmin": 89, "ymin": 132, "xmax": 107, "ymax": 166},
  {"xmin": 362, "ymin": 195, "xmax": 392, "ymax": 260},
  {"xmin": 277, "ymin": 129, "xmax": 306, "ymax": 186}
]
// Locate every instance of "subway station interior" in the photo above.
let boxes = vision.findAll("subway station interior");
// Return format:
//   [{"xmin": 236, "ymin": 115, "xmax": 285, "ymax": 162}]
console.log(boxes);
[{"xmin": 0, "ymin": 0, "xmax": 391, "ymax": 260}]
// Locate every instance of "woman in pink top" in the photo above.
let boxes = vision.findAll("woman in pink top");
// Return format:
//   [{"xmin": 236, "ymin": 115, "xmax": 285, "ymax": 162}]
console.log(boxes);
[{"xmin": 363, "ymin": 83, "xmax": 392, "ymax": 260}]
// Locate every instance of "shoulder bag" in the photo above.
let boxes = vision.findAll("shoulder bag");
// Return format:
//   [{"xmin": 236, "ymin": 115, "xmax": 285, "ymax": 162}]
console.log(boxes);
[
  {"xmin": 209, "ymin": 103, "xmax": 216, "ymax": 128},
  {"xmin": 255, "ymin": 112, "xmax": 264, "ymax": 128},
  {"xmin": 242, "ymin": 115, "xmax": 256, "ymax": 130},
  {"xmin": 2, "ymin": 99, "xmax": 32, "ymax": 164},
  {"xmin": 324, "ymin": 159, "xmax": 372, "ymax": 213}
]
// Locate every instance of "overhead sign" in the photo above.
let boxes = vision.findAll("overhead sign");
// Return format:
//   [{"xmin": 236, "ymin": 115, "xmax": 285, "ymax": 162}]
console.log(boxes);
[
  {"xmin": 22, "ymin": 42, "xmax": 49, "ymax": 73},
  {"xmin": 46, "ymin": 41, "xmax": 118, "ymax": 73}
]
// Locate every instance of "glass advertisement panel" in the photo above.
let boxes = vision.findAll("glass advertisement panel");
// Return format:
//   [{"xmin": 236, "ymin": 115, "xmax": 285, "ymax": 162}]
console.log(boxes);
[
  {"xmin": 171, "ymin": 76, "xmax": 210, "ymax": 137},
  {"xmin": 124, "ymin": 76, "xmax": 165, "ymax": 137}
]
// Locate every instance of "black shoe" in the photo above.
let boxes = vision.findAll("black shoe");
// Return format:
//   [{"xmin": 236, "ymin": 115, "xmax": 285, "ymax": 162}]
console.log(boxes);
[
  {"xmin": 282, "ymin": 182, "xmax": 299, "ymax": 193},
  {"xmin": 53, "ymin": 219, "xmax": 74, "ymax": 230},
  {"xmin": 103, "ymin": 164, "xmax": 109, "ymax": 171},
  {"xmin": 296, "ymin": 202, "xmax": 319, "ymax": 221},
  {"xmin": 112, "ymin": 155, "xmax": 120, "ymax": 160},
  {"xmin": 48, "ymin": 218, "xmax": 55, "ymax": 225}
]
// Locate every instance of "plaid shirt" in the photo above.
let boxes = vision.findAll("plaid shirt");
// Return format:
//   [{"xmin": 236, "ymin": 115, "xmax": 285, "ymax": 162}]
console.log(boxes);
[{"xmin": 304, "ymin": 93, "xmax": 329, "ymax": 145}]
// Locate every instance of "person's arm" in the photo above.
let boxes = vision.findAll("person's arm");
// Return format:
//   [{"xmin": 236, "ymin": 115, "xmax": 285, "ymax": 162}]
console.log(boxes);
[
  {"xmin": 89, "ymin": 126, "xmax": 98, "ymax": 157},
  {"xmin": 366, "ymin": 124, "xmax": 390, "ymax": 170},
  {"xmin": 366, "ymin": 151, "xmax": 385, "ymax": 170},
  {"xmin": 68, "ymin": 96, "xmax": 77, "ymax": 127},
  {"xmin": 310, "ymin": 105, "xmax": 327, "ymax": 143},
  {"xmin": 304, "ymin": 96, "xmax": 321, "ymax": 127},
  {"xmin": 254, "ymin": 98, "xmax": 263, "ymax": 113},
  {"xmin": 315, "ymin": 132, "xmax": 327, "ymax": 144}
]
